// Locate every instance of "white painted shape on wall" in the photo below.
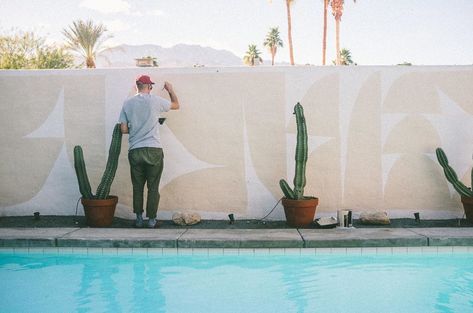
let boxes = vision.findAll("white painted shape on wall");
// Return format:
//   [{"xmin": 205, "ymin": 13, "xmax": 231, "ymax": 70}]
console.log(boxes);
[
  {"xmin": 24, "ymin": 87, "xmax": 65, "ymax": 138},
  {"xmin": 0, "ymin": 143, "xmax": 81, "ymax": 215},
  {"xmin": 159, "ymin": 124, "xmax": 223, "ymax": 188},
  {"xmin": 380, "ymin": 68, "xmax": 410, "ymax": 104},
  {"xmin": 382, "ymin": 153, "xmax": 402, "ymax": 195},
  {"xmin": 339, "ymin": 69, "xmax": 374, "ymax": 201},
  {"xmin": 284, "ymin": 69, "xmax": 336, "ymax": 127},
  {"xmin": 424, "ymin": 152, "xmax": 456, "ymax": 197},
  {"xmin": 242, "ymin": 111, "xmax": 280, "ymax": 219},
  {"xmin": 424, "ymin": 152, "xmax": 437, "ymax": 163},
  {"xmin": 423, "ymin": 88, "xmax": 473, "ymax": 185},
  {"xmin": 381, "ymin": 113, "xmax": 408, "ymax": 150}
]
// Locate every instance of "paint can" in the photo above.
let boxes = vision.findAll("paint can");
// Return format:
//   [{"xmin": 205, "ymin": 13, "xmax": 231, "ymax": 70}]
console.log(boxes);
[{"xmin": 337, "ymin": 210, "xmax": 353, "ymax": 227}]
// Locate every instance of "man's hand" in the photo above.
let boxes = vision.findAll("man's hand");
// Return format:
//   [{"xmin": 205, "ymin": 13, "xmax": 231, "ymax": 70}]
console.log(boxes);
[
  {"xmin": 120, "ymin": 122, "xmax": 129, "ymax": 134},
  {"xmin": 164, "ymin": 81, "xmax": 179, "ymax": 110},
  {"xmin": 163, "ymin": 81, "xmax": 173, "ymax": 93}
]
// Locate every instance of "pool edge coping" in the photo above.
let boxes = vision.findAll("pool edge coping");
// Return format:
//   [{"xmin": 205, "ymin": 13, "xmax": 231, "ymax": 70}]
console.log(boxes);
[{"xmin": 1, "ymin": 227, "xmax": 473, "ymax": 249}]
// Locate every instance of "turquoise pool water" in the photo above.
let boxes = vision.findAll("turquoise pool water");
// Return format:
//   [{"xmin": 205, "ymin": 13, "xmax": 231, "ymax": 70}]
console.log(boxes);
[{"xmin": 1, "ymin": 250, "xmax": 472, "ymax": 313}]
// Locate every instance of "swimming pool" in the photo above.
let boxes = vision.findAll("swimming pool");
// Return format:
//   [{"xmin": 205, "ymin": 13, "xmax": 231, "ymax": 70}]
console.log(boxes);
[{"xmin": 1, "ymin": 248, "xmax": 472, "ymax": 313}]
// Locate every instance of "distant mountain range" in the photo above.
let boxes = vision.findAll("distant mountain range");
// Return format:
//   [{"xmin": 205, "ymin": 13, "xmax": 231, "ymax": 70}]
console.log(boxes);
[{"xmin": 96, "ymin": 43, "xmax": 245, "ymax": 68}]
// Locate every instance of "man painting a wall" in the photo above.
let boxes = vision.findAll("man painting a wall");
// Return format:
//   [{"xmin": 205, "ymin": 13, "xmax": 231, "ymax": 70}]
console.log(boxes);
[{"xmin": 119, "ymin": 75, "xmax": 180, "ymax": 228}]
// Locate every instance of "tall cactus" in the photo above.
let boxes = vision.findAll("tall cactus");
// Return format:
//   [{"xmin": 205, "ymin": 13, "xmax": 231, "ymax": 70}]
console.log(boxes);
[
  {"xmin": 73, "ymin": 146, "xmax": 93, "ymax": 199},
  {"xmin": 279, "ymin": 103, "xmax": 308, "ymax": 200},
  {"xmin": 96, "ymin": 124, "xmax": 123, "ymax": 198},
  {"xmin": 436, "ymin": 147, "xmax": 473, "ymax": 197},
  {"xmin": 73, "ymin": 123, "xmax": 123, "ymax": 199}
]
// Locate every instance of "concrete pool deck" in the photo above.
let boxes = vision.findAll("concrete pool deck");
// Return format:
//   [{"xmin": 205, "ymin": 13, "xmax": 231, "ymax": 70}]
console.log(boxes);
[{"xmin": 1, "ymin": 226, "xmax": 473, "ymax": 249}]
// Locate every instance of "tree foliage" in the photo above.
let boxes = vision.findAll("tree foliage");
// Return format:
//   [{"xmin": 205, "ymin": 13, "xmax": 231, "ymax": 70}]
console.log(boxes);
[
  {"xmin": 263, "ymin": 27, "xmax": 283, "ymax": 66},
  {"xmin": 0, "ymin": 30, "xmax": 74, "ymax": 69},
  {"xmin": 243, "ymin": 44, "xmax": 263, "ymax": 66},
  {"xmin": 63, "ymin": 19, "xmax": 111, "ymax": 68},
  {"xmin": 268, "ymin": 0, "xmax": 295, "ymax": 65},
  {"xmin": 333, "ymin": 48, "xmax": 354, "ymax": 65},
  {"xmin": 330, "ymin": 0, "xmax": 357, "ymax": 65}
]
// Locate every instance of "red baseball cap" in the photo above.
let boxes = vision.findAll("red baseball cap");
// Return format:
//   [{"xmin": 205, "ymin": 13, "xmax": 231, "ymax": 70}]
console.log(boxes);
[{"xmin": 136, "ymin": 75, "xmax": 155, "ymax": 84}]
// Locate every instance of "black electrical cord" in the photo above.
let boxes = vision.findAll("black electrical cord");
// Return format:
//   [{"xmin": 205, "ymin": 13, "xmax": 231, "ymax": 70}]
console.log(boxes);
[
  {"xmin": 259, "ymin": 198, "xmax": 282, "ymax": 221},
  {"xmin": 73, "ymin": 197, "xmax": 81, "ymax": 225}
]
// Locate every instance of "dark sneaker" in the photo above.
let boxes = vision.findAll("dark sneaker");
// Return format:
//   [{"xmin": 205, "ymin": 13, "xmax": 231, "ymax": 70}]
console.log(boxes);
[
  {"xmin": 135, "ymin": 214, "xmax": 144, "ymax": 228},
  {"xmin": 148, "ymin": 218, "xmax": 157, "ymax": 228}
]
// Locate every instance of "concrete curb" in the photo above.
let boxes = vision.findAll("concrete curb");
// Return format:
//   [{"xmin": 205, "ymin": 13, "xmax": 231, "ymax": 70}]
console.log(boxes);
[
  {"xmin": 178, "ymin": 229, "xmax": 303, "ymax": 248},
  {"xmin": 1, "ymin": 227, "xmax": 473, "ymax": 248},
  {"xmin": 299, "ymin": 228, "xmax": 428, "ymax": 248}
]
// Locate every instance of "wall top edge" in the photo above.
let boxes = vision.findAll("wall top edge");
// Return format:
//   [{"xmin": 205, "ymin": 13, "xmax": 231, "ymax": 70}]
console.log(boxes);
[{"xmin": 0, "ymin": 65, "xmax": 472, "ymax": 76}]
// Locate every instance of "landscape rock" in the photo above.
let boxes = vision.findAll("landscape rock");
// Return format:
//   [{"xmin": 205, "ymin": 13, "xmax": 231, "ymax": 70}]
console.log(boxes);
[
  {"xmin": 172, "ymin": 212, "xmax": 201, "ymax": 226},
  {"xmin": 359, "ymin": 211, "xmax": 390, "ymax": 225}
]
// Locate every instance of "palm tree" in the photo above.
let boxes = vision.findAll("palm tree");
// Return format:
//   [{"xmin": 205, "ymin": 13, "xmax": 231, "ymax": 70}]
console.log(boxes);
[
  {"xmin": 322, "ymin": 0, "xmax": 329, "ymax": 65},
  {"xmin": 269, "ymin": 0, "xmax": 295, "ymax": 65},
  {"xmin": 63, "ymin": 19, "xmax": 111, "ymax": 68},
  {"xmin": 263, "ymin": 27, "xmax": 284, "ymax": 66},
  {"xmin": 330, "ymin": 0, "xmax": 356, "ymax": 65},
  {"xmin": 243, "ymin": 44, "xmax": 263, "ymax": 66},
  {"xmin": 332, "ymin": 48, "xmax": 354, "ymax": 65},
  {"xmin": 286, "ymin": 0, "xmax": 296, "ymax": 65}
]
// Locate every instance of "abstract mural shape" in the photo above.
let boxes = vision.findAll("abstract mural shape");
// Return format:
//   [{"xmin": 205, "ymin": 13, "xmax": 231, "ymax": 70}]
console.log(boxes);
[
  {"xmin": 434, "ymin": 70, "xmax": 473, "ymax": 115},
  {"xmin": 25, "ymin": 87, "xmax": 65, "ymax": 138},
  {"xmin": 300, "ymin": 72, "xmax": 341, "ymax": 210},
  {"xmin": 160, "ymin": 124, "xmax": 223, "ymax": 188},
  {"xmin": 3, "ymin": 85, "xmax": 80, "ymax": 214},
  {"xmin": 2, "ymin": 143, "xmax": 80, "ymax": 215},
  {"xmin": 339, "ymin": 70, "xmax": 375, "ymax": 200},
  {"xmin": 0, "ymin": 77, "xmax": 64, "ymax": 207},
  {"xmin": 383, "ymin": 71, "xmax": 441, "ymax": 113},
  {"xmin": 382, "ymin": 89, "xmax": 451, "ymax": 211},
  {"xmin": 381, "ymin": 113, "xmax": 407, "ymax": 150},
  {"xmin": 1, "ymin": 68, "xmax": 472, "ymax": 218},
  {"xmin": 382, "ymin": 153, "xmax": 402, "ymax": 194},
  {"xmin": 423, "ymin": 88, "xmax": 473, "ymax": 185},
  {"xmin": 344, "ymin": 72, "xmax": 383, "ymax": 207},
  {"xmin": 243, "ymin": 111, "xmax": 280, "ymax": 219}
]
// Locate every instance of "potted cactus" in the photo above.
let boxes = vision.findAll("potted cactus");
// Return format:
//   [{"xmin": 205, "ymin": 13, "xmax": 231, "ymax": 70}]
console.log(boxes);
[
  {"xmin": 73, "ymin": 123, "xmax": 122, "ymax": 227},
  {"xmin": 279, "ymin": 103, "xmax": 319, "ymax": 227},
  {"xmin": 436, "ymin": 147, "xmax": 473, "ymax": 223}
]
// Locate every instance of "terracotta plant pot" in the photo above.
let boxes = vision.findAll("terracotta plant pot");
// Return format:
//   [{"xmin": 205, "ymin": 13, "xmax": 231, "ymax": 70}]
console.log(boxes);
[
  {"xmin": 461, "ymin": 196, "xmax": 473, "ymax": 223},
  {"xmin": 81, "ymin": 196, "xmax": 118, "ymax": 227},
  {"xmin": 282, "ymin": 197, "xmax": 319, "ymax": 228}
]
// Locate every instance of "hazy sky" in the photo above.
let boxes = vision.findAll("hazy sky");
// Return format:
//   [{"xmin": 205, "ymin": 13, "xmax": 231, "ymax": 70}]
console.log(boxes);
[{"xmin": 1, "ymin": 0, "xmax": 472, "ymax": 65}]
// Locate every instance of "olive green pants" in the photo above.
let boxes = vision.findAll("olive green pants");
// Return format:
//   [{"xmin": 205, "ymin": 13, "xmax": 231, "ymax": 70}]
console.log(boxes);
[{"xmin": 128, "ymin": 147, "xmax": 164, "ymax": 219}]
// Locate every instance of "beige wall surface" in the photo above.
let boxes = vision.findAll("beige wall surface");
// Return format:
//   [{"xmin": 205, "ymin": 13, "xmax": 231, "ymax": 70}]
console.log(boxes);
[{"xmin": 0, "ymin": 66, "xmax": 472, "ymax": 220}]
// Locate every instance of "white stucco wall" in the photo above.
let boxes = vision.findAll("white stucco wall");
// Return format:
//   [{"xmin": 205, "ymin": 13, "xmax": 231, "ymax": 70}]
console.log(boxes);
[{"xmin": 1, "ymin": 66, "xmax": 472, "ymax": 220}]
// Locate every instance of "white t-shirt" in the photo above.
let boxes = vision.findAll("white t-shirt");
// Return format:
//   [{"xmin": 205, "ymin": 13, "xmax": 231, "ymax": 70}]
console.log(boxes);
[{"xmin": 119, "ymin": 93, "xmax": 171, "ymax": 150}]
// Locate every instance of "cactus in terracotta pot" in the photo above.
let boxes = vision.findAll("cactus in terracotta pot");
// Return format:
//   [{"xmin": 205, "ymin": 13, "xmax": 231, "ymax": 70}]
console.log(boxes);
[
  {"xmin": 279, "ymin": 102, "xmax": 308, "ymax": 200},
  {"xmin": 73, "ymin": 123, "xmax": 122, "ymax": 199},
  {"xmin": 279, "ymin": 103, "xmax": 318, "ymax": 228}
]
